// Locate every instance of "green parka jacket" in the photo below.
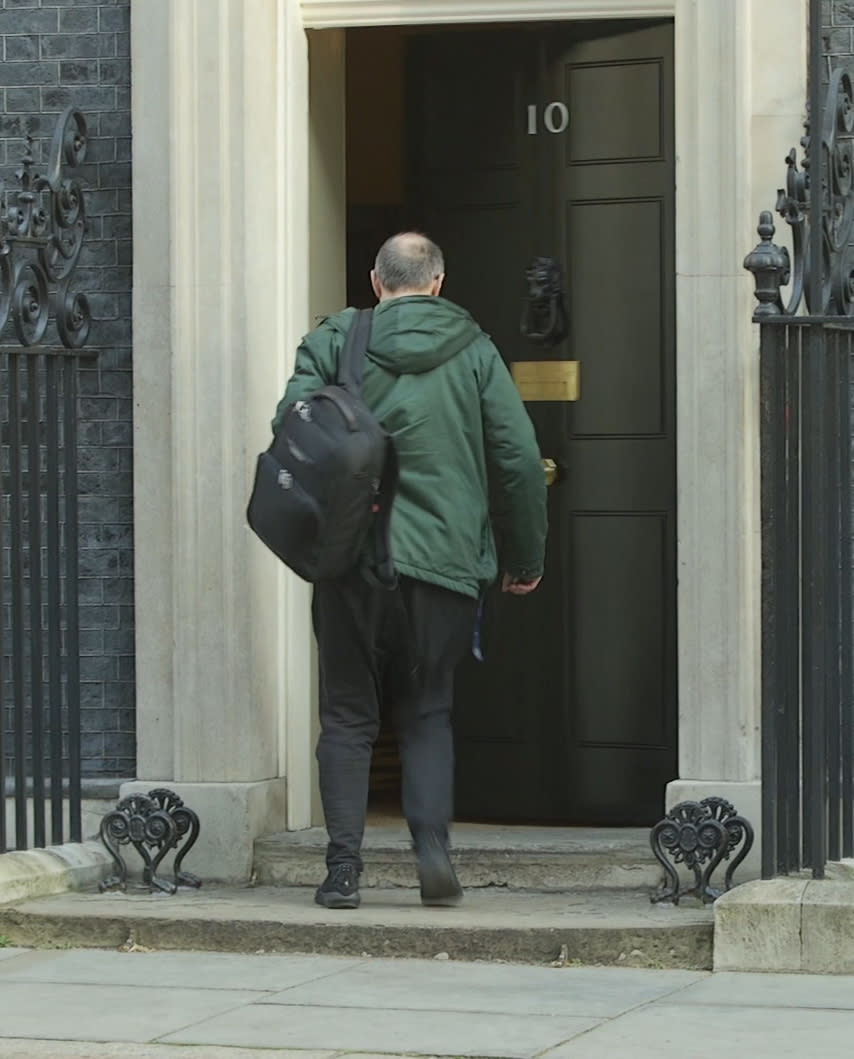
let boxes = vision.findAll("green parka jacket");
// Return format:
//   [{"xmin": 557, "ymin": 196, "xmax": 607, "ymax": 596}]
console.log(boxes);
[{"xmin": 272, "ymin": 296, "xmax": 547, "ymax": 599}]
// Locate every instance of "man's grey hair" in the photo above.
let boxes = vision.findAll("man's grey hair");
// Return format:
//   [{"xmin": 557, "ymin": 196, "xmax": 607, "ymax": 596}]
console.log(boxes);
[{"xmin": 374, "ymin": 232, "xmax": 445, "ymax": 293}]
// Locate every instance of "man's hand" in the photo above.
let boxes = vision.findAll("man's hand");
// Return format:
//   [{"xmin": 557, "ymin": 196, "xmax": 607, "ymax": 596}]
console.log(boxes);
[{"xmin": 501, "ymin": 573, "xmax": 542, "ymax": 596}]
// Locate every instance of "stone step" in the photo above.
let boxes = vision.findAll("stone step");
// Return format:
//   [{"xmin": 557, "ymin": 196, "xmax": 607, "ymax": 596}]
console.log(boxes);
[
  {"xmin": 254, "ymin": 822, "xmax": 664, "ymax": 893},
  {"xmin": 0, "ymin": 884, "xmax": 714, "ymax": 970}
]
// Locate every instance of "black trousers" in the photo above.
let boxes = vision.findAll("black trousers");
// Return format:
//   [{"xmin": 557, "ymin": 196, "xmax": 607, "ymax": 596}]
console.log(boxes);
[{"xmin": 312, "ymin": 571, "xmax": 478, "ymax": 871}]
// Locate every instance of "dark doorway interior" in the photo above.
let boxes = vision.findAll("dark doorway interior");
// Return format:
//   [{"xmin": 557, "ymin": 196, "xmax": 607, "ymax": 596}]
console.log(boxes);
[{"xmin": 346, "ymin": 19, "xmax": 677, "ymax": 826}]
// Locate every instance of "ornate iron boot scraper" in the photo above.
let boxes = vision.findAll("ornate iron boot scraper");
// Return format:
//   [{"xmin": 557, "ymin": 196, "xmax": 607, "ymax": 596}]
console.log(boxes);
[
  {"xmin": 649, "ymin": 797, "xmax": 754, "ymax": 904},
  {"xmin": 99, "ymin": 789, "xmax": 202, "ymax": 894}
]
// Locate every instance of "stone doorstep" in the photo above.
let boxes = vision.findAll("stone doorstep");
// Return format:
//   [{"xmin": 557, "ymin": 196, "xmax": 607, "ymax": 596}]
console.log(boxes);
[
  {"xmin": 0, "ymin": 885, "xmax": 715, "ymax": 970},
  {"xmin": 254, "ymin": 824, "xmax": 666, "ymax": 893},
  {"xmin": 0, "ymin": 825, "xmax": 714, "ymax": 972},
  {"xmin": 714, "ymin": 871, "xmax": 854, "ymax": 974}
]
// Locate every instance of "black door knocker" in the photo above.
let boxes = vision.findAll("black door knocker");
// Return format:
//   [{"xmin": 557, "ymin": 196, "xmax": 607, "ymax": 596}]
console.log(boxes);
[{"xmin": 520, "ymin": 257, "xmax": 569, "ymax": 349}]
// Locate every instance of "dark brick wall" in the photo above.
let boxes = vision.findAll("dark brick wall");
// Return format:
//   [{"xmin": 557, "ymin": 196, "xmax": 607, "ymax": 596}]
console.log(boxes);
[
  {"xmin": 825, "ymin": 1, "xmax": 854, "ymax": 70},
  {"xmin": 0, "ymin": 0, "xmax": 134, "ymax": 778}
]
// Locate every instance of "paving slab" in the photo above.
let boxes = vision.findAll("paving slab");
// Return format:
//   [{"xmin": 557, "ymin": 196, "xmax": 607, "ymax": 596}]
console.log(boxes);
[
  {"xmin": 262, "ymin": 957, "xmax": 703, "ymax": 1018},
  {"xmin": 0, "ymin": 981, "xmax": 261, "ymax": 1044},
  {"xmin": 1, "ymin": 947, "xmax": 854, "ymax": 1059},
  {"xmin": 0, "ymin": 1043, "xmax": 336, "ymax": 1059},
  {"xmin": 0, "ymin": 948, "xmax": 365, "ymax": 992},
  {"xmin": 160, "ymin": 1002, "xmax": 601, "ymax": 1056},
  {"xmin": 538, "ymin": 1002, "xmax": 854, "ymax": 1059},
  {"xmin": 0, "ymin": 884, "xmax": 714, "ymax": 969},
  {"xmin": 666, "ymin": 970, "xmax": 854, "ymax": 1010}
]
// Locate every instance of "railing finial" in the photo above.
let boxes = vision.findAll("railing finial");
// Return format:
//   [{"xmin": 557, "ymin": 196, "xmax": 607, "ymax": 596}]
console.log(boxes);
[{"xmin": 744, "ymin": 210, "xmax": 790, "ymax": 316}]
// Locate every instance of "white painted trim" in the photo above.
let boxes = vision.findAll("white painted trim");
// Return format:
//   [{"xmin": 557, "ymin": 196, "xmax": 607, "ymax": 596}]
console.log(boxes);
[
  {"xmin": 302, "ymin": 0, "xmax": 674, "ymax": 28},
  {"xmin": 131, "ymin": 0, "xmax": 175, "ymax": 780},
  {"xmin": 278, "ymin": 0, "xmax": 314, "ymax": 830}
]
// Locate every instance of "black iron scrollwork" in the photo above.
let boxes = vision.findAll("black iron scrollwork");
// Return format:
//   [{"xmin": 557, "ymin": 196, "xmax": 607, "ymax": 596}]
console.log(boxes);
[
  {"xmin": 745, "ymin": 68, "xmax": 854, "ymax": 316},
  {"xmin": 147, "ymin": 788, "xmax": 202, "ymax": 889},
  {"xmin": 0, "ymin": 106, "xmax": 91, "ymax": 347},
  {"xmin": 520, "ymin": 257, "xmax": 569, "ymax": 347},
  {"xmin": 649, "ymin": 797, "xmax": 754, "ymax": 905},
  {"xmin": 99, "ymin": 788, "xmax": 202, "ymax": 895}
]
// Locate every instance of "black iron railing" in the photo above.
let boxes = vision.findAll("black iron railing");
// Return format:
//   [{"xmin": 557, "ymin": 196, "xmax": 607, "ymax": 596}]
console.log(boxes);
[
  {"xmin": 1, "ymin": 348, "xmax": 86, "ymax": 851},
  {"xmin": 745, "ymin": 6, "xmax": 854, "ymax": 879},
  {"xmin": 0, "ymin": 107, "xmax": 92, "ymax": 852},
  {"xmin": 754, "ymin": 317, "xmax": 854, "ymax": 877}
]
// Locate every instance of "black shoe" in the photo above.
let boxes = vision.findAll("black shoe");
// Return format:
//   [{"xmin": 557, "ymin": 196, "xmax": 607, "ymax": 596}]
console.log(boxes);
[
  {"xmin": 416, "ymin": 832, "xmax": 462, "ymax": 907},
  {"xmin": 315, "ymin": 863, "xmax": 361, "ymax": 909}
]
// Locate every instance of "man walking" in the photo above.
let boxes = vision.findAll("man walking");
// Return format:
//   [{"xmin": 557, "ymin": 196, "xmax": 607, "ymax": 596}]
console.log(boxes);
[{"xmin": 272, "ymin": 233, "xmax": 547, "ymax": 910}]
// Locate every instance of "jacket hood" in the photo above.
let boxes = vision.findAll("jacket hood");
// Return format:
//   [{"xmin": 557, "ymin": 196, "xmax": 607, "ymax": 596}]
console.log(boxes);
[{"xmin": 359, "ymin": 296, "xmax": 482, "ymax": 375}]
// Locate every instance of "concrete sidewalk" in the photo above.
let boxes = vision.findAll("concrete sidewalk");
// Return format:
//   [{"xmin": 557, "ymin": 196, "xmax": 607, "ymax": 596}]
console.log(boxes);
[{"xmin": 1, "ymin": 946, "xmax": 853, "ymax": 1059}]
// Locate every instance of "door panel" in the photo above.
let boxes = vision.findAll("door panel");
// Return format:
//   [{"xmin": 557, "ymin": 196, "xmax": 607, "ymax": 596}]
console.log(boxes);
[
  {"xmin": 567, "ymin": 61, "xmax": 664, "ymax": 163},
  {"xmin": 568, "ymin": 199, "xmax": 665, "ymax": 436},
  {"xmin": 572, "ymin": 513, "xmax": 667, "ymax": 747},
  {"xmin": 406, "ymin": 20, "xmax": 676, "ymax": 825}
]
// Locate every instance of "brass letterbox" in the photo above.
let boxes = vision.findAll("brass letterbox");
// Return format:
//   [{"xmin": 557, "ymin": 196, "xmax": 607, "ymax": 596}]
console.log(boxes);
[{"xmin": 512, "ymin": 360, "xmax": 580, "ymax": 402}]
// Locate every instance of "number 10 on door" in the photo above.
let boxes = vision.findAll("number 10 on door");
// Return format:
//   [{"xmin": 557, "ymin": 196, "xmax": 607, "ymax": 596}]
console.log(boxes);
[{"xmin": 527, "ymin": 103, "xmax": 570, "ymax": 135}]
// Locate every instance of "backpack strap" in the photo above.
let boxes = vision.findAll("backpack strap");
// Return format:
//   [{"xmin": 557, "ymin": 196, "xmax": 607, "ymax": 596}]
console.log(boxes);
[
  {"xmin": 367, "ymin": 437, "xmax": 399, "ymax": 589},
  {"xmin": 339, "ymin": 308, "xmax": 398, "ymax": 589},
  {"xmin": 337, "ymin": 307, "xmax": 373, "ymax": 392}
]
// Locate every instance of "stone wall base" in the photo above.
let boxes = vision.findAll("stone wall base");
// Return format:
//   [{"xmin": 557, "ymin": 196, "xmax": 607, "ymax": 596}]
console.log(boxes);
[
  {"xmin": 0, "ymin": 841, "xmax": 112, "ymax": 905},
  {"xmin": 715, "ymin": 875, "xmax": 854, "ymax": 973}
]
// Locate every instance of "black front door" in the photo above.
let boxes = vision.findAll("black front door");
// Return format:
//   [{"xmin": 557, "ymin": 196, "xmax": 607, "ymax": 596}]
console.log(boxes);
[{"xmin": 406, "ymin": 20, "xmax": 677, "ymax": 825}]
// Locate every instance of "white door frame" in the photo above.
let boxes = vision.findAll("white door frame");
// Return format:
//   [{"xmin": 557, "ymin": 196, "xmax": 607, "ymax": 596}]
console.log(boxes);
[{"xmin": 131, "ymin": 0, "xmax": 805, "ymax": 838}]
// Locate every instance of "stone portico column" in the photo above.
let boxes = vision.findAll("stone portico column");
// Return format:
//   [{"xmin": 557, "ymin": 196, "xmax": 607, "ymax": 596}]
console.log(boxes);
[
  {"xmin": 667, "ymin": 0, "xmax": 806, "ymax": 859},
  {"xmin": 127, "ymin": 0, "xmax": 312, "ymax": 880}
]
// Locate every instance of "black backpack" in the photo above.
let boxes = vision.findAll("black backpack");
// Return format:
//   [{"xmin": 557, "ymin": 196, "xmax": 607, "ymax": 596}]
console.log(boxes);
[{"xmin": 247, "ymin": 309, "xmax": 398, "ymax": 585}]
